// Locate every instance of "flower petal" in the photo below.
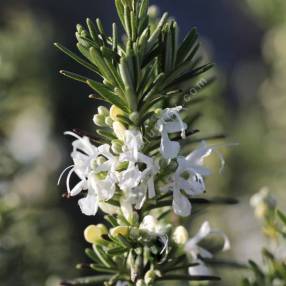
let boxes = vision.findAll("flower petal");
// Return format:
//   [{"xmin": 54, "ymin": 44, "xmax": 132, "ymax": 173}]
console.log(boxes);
[
  {"xmin": 173, "ymin": 189, "xmax": 192, "ymax": 217},
  {"xmin": 160, "ymin": 131, "xmax": 180, "ymax": 160},
  {"xmin": 78, "ymin": 193, "xmax": 98, "ymax": 216}
]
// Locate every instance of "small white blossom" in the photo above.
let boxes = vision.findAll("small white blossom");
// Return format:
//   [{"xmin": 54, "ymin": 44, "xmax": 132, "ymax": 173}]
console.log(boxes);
[
  {"xmin": 185, "ymin": 221, "xmax": 230, "ymax": 277},
  {"xmin": 161, "ymin": 142, "xmax": 225, "ymax": 217},
  {"xmin": 156, "ymin": 106, "xmax": 187, "ymax": 160},
  {"xmin": 58, "ymin": 132, "xmax": 117, "ymax": 216},
  {"xmin": 185, "ymin": 221, "xmax": 230, "ymax": 260},
  {"xmin": 118, "ymin": 129, "xmax": 159, "ymax": 207},
  {"xmin": 140, "ymin": 215, "xmax": 169, "ymax": 254}
]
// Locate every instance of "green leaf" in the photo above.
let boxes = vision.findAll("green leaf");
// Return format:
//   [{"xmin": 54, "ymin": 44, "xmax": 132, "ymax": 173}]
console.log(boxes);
[
  {"xmin": 90, "ymin": 264, "xmax": 118, "ymax": 274},
  {"xmin": 85, "ymin": 248, "xmax": 101, "ymax": 264},
  {"xmin": 115, "ymin": 0, "xmax": 126, "ymax": 29},
  {"xmin": 104, "ymin": 215, "xmax": 119, "ymax": 227},
  {"xmin": 61, "ymin": 275, "xmax": 111, "ymax": 286},
  {"xmin": 107, "ymin": 247, "xmax": 127, "ymax": 255},
  {"xmin": 112, "ymin": 23, "xmax": 118, "ymax": 52},
  {"xmin": 93, "ymin": 245, "xmax": 115, "ymax": 268},
  {"xmin": 59, "ymin": 70, "xmax": 90, "ymax": 83},
  {"xmin": 117, "ymin": 114, "xmax": 133, "ymax": 125},
  {"xmin": 124, "ymin": 6, "xmax": 132, "ymax": 38},
  {"xmin": 96, "ymin": 129, "xmax": 117, "ymax": 141},
  {"xmin": 54, "ymin": 43, "xmax": 99, "ymax": 74},
  {"xmin": 248, "ymin": 260, "xmax": 265, "ymax": 279},
  {"xmin": 170, "ymin": 63, "xmax": 214, "ymax": 88},
  {"xmin": 148, "ymin": 12, "xmax": 168, "ymax": 51},
  {"xmin": 277, "ymin": 209, "xmax": 286, "ymax": 226},
  {"xmin": 87, "ymin": 80, "xmax": 129, "ymax": 112},
  {"xmin": 86, "ymin": 18, "xmax": 100, "ymax": 44},
  {"xmin": 77, "ymin": 43, "xmax": 93, "ymax": 61},
  {"xmin": 157, "ymin": 275, "xmax": 221, "ymax": 282},
  {"xmin": 176, "ymin": 27, "xmax": 198, "ymax": 64}
]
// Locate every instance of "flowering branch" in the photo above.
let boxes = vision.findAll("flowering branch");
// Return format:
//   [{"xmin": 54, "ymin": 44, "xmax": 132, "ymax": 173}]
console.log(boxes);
[{"xmin": 55, "ymin": 1, "xmax": 237, "ymax": 285}]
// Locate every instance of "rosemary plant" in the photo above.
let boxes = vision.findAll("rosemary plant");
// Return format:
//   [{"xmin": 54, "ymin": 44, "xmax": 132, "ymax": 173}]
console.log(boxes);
[{"xmin": 55, "ymin": 1, "xmax": 236, "ymax": 285}]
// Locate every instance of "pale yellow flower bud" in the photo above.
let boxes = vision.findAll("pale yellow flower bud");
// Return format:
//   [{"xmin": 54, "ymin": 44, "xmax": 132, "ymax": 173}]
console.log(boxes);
[
  {"xmin": 97, "ymin": 106, "xmax": 109, "ymax": 116},
  {"xmin": 84, "ymin": 224, "xmax": 108, "ymax": 244},
  {"xmin": 110, "ymin": 105, "xmax": 124, "ymax": 121},
  {"xmin": 110, "ymin": 226, "xmax": 129, "ymax": 237},
  {"xmin": 148, "ymin": 5, "xmax": 160, "ymax": 18},
  {"xmin": 93, "ymin": 114, "xmax": 106, "ymax": 127},
  {"xmin": 144, "ymin": 270, "xmax": 161, "ymax": 285},
  {"xmin": 173, "ymin": 226, "xmax": 189, "ymax": 245},
  {"xmin": 105, "ymin": 116, "xmax": 114, "ymax": 127},
  {"xmin": 113, "ymin": 121, "xmax": 126, "ymax": 141}
]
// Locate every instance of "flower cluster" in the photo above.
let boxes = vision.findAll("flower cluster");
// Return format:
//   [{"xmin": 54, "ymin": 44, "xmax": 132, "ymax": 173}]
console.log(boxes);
[{"xmin": 59, "ymin": 105, "xmax": 219, "ymax": 218}]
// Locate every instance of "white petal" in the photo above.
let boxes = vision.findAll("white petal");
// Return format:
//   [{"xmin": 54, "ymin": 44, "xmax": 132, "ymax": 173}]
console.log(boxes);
[
  {"xmin": 188, "ymin": 260, "xmax": 212, "ymax": 276},
  {"xmin": 147, "ymin": 178, "xmax": 156, "ymax": 198},
  {"xmin": 140, "ymin": 215, "xmax": 157, "ymax": 232},
  {"xmin": 78, "ymin": 194, "xmax": 98, "ymax": 216},
  {"xmin": 160, "ymin": 131, "xmax": 180, "ymax": 160},
  {"xmin": 173, "ymin": 189, "xmax": 192, "ymax": 217},
  {"xmin": 90, "ymin": 174, "xmax": 115, "ymax": 201},
  {"xmin": 197, "ymin": 221, "xmax": 211, "ymax": 239},
  {"xmin": 120, "ymin": 197, "xmax": 134, "ymax": 223},
  {"xmin": 186, "ymin": 142, "xmax": 212, "ymax": 164},
  {"xmin": 164, "ymin": 122, "xmax": 187, "ymax": 134},
  {"xmin": 70, "ymin": 180, "xmax": 86, "ymax": 196}
]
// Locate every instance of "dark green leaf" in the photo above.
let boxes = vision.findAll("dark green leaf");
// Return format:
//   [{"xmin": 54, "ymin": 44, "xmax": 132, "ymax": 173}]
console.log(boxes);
[
  {"xmin": 54, "ymin": 43, "xmax": 99, "ymax": 74},
  {"xmin": 87, "ymin": 80, "xmax": 128, "ymax": 112}
]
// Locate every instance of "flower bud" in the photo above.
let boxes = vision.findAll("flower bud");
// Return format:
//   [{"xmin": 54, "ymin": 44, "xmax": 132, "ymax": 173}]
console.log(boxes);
[
  {"xmin": 110, "ymin": 105, "xmax": 124, "ymax": 121},
  {"xmin": 113, "ymin": 121, "xmax": 126, "ymax": 140},
  {"xmin": 110, "ymin": 226, "xmax": 129, "ymax": 237},
  {"xmin": 96, "ymin": 156, "xmax": 106, "ymax": 165},
  {"xmin": 250, "ymin": 187, "xmax": 277, "ymax": 219},
  {"xmin": 136, "ymin": 279, "xmax": 146, "ymax": 286},
  {"xmin": 154, "ymin": 108, "xmax": 162, "ymax": 116},
  {"xmin": 148, "ymin": 5, "xmax": 160, "ymax": 18},
  {"xmin": 93, "ymin": 114, "xmax": 106, "ymax": 127},
  {"xmin": 144, "ymin": 270, "xmax": 161, "ymax": 285},
  {"xmin": 97, "ymin": 106, "xmax": 109, "ymax": 116},
  {"xmin": 173, "ymin": 226, "xmax": 189, "ymax": 245},
  {"xmin": 76, "ymin": 24, "xmax": 84, "ymax": 33},
  {"xmin": 105, "ymin": 116, "xmax": 113, "ymax": 127},
  {"xmin": 111, "ymin": 140, "xmax": 123, "ymax": 154},
  {"xmin": 84, "ymin": 224, "xmax": 108, "ymax": 244}
]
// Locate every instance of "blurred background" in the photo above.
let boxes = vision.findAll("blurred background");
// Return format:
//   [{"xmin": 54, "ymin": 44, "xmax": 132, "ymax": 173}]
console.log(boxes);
[{"xmin": 0, "ymin": 0, "xmax": 285, "ymax": 285}]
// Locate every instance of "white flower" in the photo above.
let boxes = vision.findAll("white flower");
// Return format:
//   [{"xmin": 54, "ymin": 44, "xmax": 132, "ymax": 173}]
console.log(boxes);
[
  {"xmin": 185, "ymin": 221, "xmax": 230, "ymax": 260},
  {"xmin": 156, "ymin": 106, "xmax": 187, "ymax": 160},
  {"xmin": 58, "ymin": 132, "xmax": 118, "ymax": 216},
  {"xmin": 140, "ymin": 215, "xmax": 169, "ymax": 254},
  {"xmin": 139, "ymin": 215, "xmax": 167, "ymax": 236},
  {"xmin": 122, "ymin": 129, "xmax": 144, "ymax": 159},
  {"xmin": 117, "ymin": 130, "xmax": 159, "ymax": 206},
  {"xmin": 185, "ymin": 221, "xmax": 230, "ymax": 277},
  {"xmin": 117, "ymin": 151, "xmax": 158, "ymax": 208},
  {"xmin": 58, "ymin": 132, "xmax": 97, "ymax": 197},
  {"xmin": 161, "ymin": 142, "xmax": 224, "ymax": 217}
]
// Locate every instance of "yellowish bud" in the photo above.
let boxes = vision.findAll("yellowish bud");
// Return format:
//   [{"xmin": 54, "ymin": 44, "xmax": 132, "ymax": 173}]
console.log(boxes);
[
  {"xmin": 113, "ymin": 121, "xmax": 126, "ymax": 141},
  {"xmin": 173, "ymin": 226, "xmax": 189, "ymax": 245},
  {"xmin": 110, "ymin": 226, "xmax": 129, "ymax": 237},
  {"xmin": 110, "ymin": 105, "xmax": 124, "ymax": 121},
  {"xmin": 84, "ymin": 224, "xmax": 108, "ymax": 244}
]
